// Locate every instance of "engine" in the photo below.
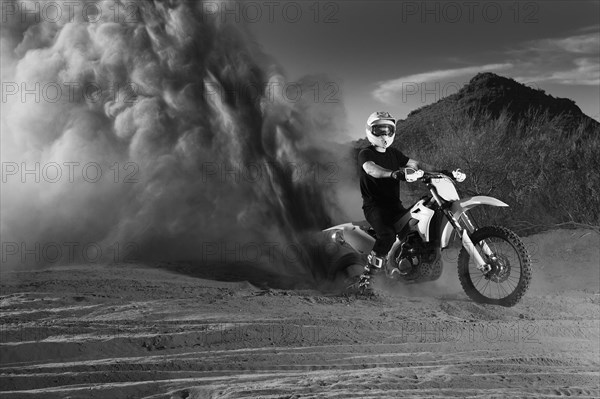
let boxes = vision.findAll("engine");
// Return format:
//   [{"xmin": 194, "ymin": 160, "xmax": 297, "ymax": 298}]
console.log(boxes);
[{"xmin": 394, "ymin": 232, "xmax": 443, "ymax": 282}]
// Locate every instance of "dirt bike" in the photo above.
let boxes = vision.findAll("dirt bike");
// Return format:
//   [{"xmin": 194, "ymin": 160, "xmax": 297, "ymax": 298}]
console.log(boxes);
[{"xmin": 324, "ymin": 168, "xmax": 532, "ymax": 307}]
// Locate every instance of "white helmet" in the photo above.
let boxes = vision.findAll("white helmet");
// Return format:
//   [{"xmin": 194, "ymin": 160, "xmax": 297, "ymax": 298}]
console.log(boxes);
[{"xmin": 365, "ymin": 111, "xmax": 396, "ymax": 150}]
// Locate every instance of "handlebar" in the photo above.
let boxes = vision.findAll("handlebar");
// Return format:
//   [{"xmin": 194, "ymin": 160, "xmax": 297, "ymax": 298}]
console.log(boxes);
[{"xmin": 404, "ymin": 168, "xmax": 466, "ymax": 183}]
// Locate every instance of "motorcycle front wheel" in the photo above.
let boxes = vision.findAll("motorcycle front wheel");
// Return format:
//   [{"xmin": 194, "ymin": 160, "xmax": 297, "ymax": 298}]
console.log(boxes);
[{"xmin": 458, "ymin": 226, "xmax": 532, "ymax": 307}]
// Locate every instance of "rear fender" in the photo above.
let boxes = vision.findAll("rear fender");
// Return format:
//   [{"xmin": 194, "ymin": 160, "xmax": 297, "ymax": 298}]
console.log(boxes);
[
  {"xmin": 324, "ymin": 223, "xmax": 376, "ymax": 255},
  {"xmin": 440, "ymin": 196, "xmax": 509, "ymax": 248}
]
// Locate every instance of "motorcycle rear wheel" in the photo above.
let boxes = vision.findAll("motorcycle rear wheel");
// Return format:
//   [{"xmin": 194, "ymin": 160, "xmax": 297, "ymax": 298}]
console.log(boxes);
[
  {"xmin": 327, "ymin": 252, "xmax": 365, "ymax": 291},
  {"xmin": 458, "ymin": 226, "xmax": 532, "ymax": 307}
]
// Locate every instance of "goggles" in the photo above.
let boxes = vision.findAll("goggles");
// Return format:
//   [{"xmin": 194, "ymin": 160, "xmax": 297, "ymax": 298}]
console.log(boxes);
[{"xmin": 371, "ymin": 125, "xmax": 395, "ymax": 137}]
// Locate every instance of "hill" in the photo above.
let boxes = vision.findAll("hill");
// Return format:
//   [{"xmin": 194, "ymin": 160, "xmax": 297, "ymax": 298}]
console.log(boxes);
[
  {"xmin": 356, "ymin": 73, "xmax": 600, "ymax": 233},
  {"xmin": 398, "ymin": 73, "xmax": 597, "ymax": 137}
]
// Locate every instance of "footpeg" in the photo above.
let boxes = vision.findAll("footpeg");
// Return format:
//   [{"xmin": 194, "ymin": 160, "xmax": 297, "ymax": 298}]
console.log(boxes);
[{"xmin": 387, "ymin": 267, "xmax": 402, "ymax": 279}]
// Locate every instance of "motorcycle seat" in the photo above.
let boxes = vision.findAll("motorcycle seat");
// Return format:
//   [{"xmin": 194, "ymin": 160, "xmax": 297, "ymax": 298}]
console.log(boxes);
[{"xmin": 352, "ymin": 220, "xmax": 373, "ymax": 231}]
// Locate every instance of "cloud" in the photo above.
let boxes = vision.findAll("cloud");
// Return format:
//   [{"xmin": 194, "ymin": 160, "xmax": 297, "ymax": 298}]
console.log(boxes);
[
  {"xmin": 510, "ymin": 30, "xmax": 600, "ymax": 86},
  {"xmin": 374, "ymin": 29, "xmax": 600, "ymax": 106},
  {"xmin": 575, "ymin": 24, "xmax": 600, "ymax": 34},
  {"xmin": 373, "ymin": 63, "xmax": 513, "ymax": 103},
  {"xmin": 528, "ymin": 33, "xmax": 599, "ymax": 54},
  {"xmin": 515, "ymin": 57, "xmax": 599, "ymax": 86}
]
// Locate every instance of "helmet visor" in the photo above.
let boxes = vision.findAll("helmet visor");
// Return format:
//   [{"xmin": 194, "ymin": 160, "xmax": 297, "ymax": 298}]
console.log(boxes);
[{"xmin": 371, "ymin": 125, "xmax": 395, "ymax": 137}]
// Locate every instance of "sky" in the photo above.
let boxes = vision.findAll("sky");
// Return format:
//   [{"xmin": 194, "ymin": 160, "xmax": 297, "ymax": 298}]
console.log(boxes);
[{"xmin": 243, "ymin": 0, "xmax": 600, "ymax": 140}]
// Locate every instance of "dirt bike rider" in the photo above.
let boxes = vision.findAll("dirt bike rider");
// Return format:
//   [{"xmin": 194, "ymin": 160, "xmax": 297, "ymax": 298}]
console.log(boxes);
[{"xmin": 357, "ymin": 111, "xmax": 446, "ymax": 293}]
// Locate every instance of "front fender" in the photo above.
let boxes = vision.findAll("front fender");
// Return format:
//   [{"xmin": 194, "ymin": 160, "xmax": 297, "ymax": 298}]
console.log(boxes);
[
  {"xmin": 452, "ymin": 196, "xmax": 509, "ymax": 211},
  {"xmin": 440, "ymin": 196, "xmax": 509, "ymax": 248}
]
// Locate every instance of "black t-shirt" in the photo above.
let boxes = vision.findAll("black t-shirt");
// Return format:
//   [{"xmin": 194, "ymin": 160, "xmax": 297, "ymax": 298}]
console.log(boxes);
[{"xmin": 358, "ymin": 146, "xmax": 410, "ymax": 208}]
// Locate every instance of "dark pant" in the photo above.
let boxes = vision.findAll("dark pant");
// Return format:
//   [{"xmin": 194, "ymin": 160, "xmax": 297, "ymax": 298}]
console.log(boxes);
[{"xmin": 363, "ymin": 204, "xmax": 409, "ymax": 256}]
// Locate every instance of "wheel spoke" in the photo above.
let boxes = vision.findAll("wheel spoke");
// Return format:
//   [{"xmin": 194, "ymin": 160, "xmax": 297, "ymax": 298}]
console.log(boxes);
[
  {"xmin": 497, "ymin": 282, "xmax": 510, "ymax": 297},
  {"xmin": 506, "ymin": 275, "xmax": 520, "ymax": 284},
  {"xmin": 471, "ymin": 276, "xmax": 485, "ymax": 286},
  {"xmin": 474, "ymin": 273, "xmax": 486, "ymax": 289},
  {"xmin": 503, "ymin": 277, "xmax": 517, "ymax": 292},
  {"xmin": 480, "ymin": 278, "xmax": 491, "ymax": 295}
]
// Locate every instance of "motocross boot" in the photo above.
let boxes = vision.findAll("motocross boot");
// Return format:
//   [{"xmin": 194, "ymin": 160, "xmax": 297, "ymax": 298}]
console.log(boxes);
[
  {"xmin": 357, "ymin": 266, "xmax": 372, "ymax": 294},
  {"xmin": 358, "ymin": 251, "xmax": 385, "ymax": 295}
]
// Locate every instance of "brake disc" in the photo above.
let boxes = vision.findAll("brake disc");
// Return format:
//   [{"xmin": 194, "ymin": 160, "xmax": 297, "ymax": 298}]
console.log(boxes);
[{"xmin": 487, "ymin": 254, "xmax": 511, "ymax": 283}]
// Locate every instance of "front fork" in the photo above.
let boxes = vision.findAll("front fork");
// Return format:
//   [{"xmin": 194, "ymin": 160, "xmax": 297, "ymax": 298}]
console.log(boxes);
[
  {"xmin": 460, "ymin": 229, "xmax": 493, "ymax": 273},
  {"xmin": 430, "ymin": 189, "xmax": 493, "ymax": 273}
]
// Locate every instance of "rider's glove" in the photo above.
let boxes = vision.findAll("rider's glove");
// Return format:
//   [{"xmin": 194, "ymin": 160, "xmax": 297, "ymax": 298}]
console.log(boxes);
[
  {"xmin": 452, "ymin": 169, "xmax": 466, "ymax": 182},
  {"xmin": 405, "ymin": 169, "xmax": 424, "ymax": 182},
  {"xmin": 390, "ymin": 170, "xmax": 403, "ymax": 181}
]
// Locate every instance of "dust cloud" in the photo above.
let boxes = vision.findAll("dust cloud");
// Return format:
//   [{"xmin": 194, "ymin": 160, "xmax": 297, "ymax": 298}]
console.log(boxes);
[{"xmin": 1, "ymin": 0, "xmax": 354, "ymax": 279}]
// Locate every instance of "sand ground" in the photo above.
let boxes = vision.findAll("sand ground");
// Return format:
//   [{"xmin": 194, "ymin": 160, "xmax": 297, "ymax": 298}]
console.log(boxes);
[{"xmin": 1, "ymin": 229, "xmax": 599, "ymax": 398}]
